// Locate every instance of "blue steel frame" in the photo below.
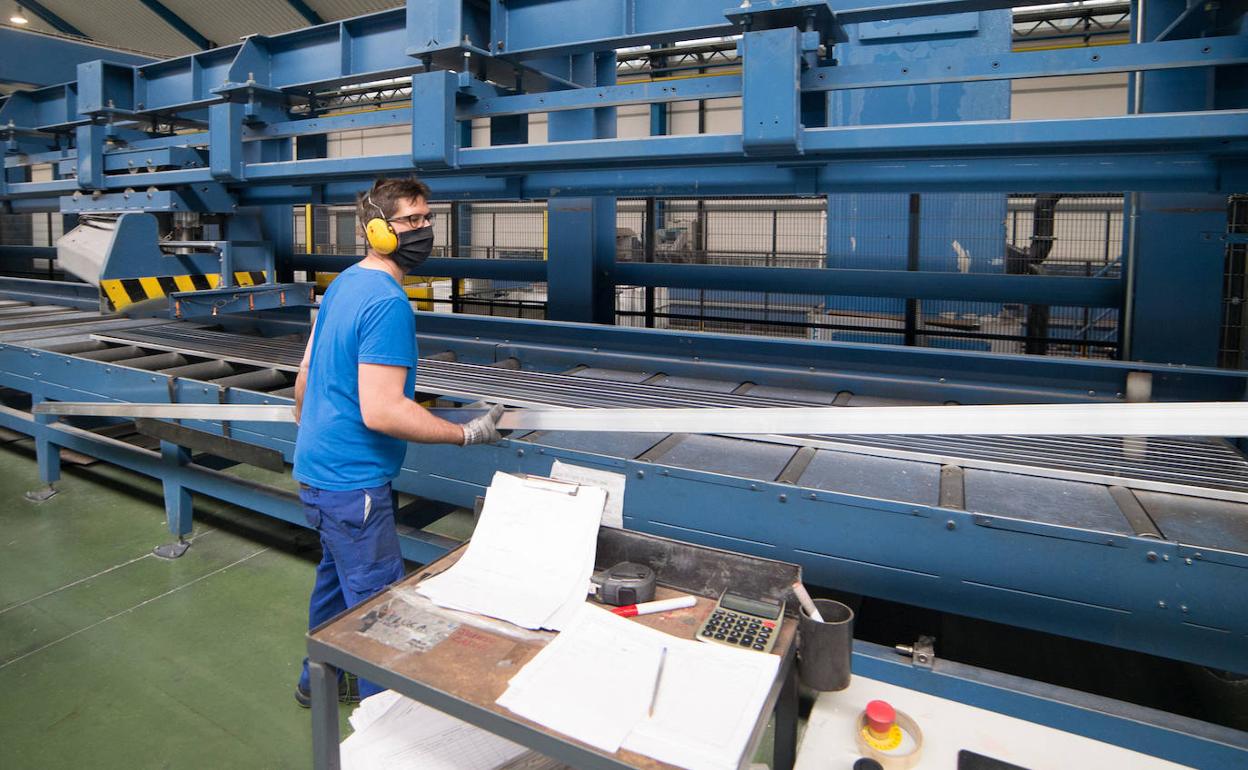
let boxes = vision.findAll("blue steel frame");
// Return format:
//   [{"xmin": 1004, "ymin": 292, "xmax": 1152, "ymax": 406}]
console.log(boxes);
[
  {"xmin": 0, "ymin": 2, "xmax": 1240, "ymax": 340},
  {"xmin": 0, "ymin": 300, "xmax": 1246, "ymax": 767},
  {"xmin": 0, "ymin": 28, "xmax": 154, "ymax": 88},
  {"xmin": 0, "ymin": 0, "xmax": 1246, "ymax": 761}
]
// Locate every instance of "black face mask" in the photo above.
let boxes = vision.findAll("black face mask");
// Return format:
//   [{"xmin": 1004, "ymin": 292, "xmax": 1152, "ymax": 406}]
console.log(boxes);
[{"xmin": 392, "ymin": 225, "xmax": 435, "ymax": 273}]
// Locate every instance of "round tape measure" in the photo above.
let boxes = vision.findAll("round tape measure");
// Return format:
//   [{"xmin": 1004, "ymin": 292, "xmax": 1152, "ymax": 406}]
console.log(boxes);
[{"xmin": 593, "ymin": 561, "xmax": 657, "ymax": 606}]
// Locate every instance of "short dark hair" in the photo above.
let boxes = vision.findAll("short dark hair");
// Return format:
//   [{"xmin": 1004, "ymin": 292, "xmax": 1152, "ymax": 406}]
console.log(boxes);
[{"xmin": 356, "ymin": 176, "xmax": 432, "ymax": 225}]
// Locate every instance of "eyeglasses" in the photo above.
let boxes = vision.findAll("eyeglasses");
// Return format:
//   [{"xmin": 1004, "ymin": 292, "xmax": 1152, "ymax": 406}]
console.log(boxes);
[{"xmin": 387, "ymin": 213, "xmax": 435, "ymax": 229}]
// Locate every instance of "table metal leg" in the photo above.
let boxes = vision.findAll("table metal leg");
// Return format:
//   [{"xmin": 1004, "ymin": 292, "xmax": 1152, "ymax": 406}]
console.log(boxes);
[
  {"xmin": 774, "ymin": 665, "xmax": 799, "ymax": 770},
  {"xmin": 310, "ymin": 659, "xmax": 341, "ymax": 770}
]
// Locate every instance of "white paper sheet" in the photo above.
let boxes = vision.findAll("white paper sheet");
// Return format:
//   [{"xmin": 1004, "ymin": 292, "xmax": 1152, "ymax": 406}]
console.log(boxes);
[
  {"xmin": 497, "ymin": 604, "xmax": 780, "ymax": 768},
  {"xmin": 417, "ymin": 472, "xmax": 606, "ymax": 630},
  {"xmin": 496, "ymin": 604, "xmax": 665, "ymax": 753},
  {"xmin": 621, "ymin": 640, "xmax": 780, "ymax": 770},
  {"xmin": 341, "ymin": 692, "xmax": 528, "ymax": 770},
  {"xmin": 550, "ymin": 461, "xmax": 627, "ymax": 528}
]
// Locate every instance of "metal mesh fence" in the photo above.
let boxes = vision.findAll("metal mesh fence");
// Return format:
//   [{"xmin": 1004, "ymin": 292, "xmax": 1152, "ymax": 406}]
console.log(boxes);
[
  {"xmin": 0, "ymin": 212, "xmax": 63, "ymax": 279},
  {"xmin": 294, "ymin": 203, "xmax": 454, "ymax": 257},
  {"xmin": 1220, "ymin": 195, "xmax": 1248, "ymax": 369},
  {"xmin": 615, "ymin": 195, "xmax": 1122, "ymax": 357},
  {"xmin": 290, "ymin": 194, "xmax": 1125, "ymax": 358}
]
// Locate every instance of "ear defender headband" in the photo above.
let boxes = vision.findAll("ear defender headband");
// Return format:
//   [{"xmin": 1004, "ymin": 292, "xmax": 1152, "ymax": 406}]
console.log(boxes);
[{"xmin": 363, "ymin": 190, "xmax": 398, "ymax": 255}]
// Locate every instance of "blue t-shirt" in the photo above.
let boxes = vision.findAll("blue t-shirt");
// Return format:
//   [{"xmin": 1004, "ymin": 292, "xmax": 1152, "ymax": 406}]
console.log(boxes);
[{"xmin": 293, "ymin": 264, "xmax": 418, "ymax": 490}]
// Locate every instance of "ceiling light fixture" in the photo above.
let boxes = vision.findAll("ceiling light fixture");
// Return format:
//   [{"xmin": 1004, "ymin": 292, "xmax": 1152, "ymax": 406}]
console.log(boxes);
[{"xmin": 10, "ymin": 4, "xmax": 29, "ymax": 24}]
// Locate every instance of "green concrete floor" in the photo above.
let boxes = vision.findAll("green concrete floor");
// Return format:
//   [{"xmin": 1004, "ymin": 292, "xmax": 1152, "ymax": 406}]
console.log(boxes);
[
  {"xmin": 0, "ymin": 439, "xmax": 367, "ymax": 769},
  {"xmin": 0, "ymin": 439, "xmax": 788, "ymax": 769}
]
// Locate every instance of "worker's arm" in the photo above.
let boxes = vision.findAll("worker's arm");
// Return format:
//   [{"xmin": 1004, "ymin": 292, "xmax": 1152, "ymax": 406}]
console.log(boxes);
[
  {"xmin": 293, "ymin": 327, "xmax": 314, "ymax": 424},
  {"xmin": 358, "ymin": 363, "xmax": 502, "ymax": 445}
]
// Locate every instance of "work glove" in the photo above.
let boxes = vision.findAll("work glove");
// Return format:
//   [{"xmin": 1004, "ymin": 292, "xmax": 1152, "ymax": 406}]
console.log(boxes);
[{"xmin": 461, "ymin": 403, "xmax": 505, "ymax": 446}]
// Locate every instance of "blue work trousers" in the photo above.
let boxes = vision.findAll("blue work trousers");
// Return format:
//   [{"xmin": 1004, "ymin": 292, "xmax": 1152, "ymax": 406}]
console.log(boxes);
[{"xmin": 297, "ymin": 483, "xmax": 405, "ymax": 699}]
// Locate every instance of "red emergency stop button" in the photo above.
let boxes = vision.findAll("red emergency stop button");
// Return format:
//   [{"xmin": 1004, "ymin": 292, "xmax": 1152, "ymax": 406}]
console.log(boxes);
[{"xmin": 865, "ymin": 700, "xmax": 896, "ymax": 737}]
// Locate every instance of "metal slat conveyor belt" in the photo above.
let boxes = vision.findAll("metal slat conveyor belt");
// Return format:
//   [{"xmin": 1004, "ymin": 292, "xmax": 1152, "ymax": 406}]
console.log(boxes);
[{"xmin": 89, "ymin": 324, "xmax": 1248, "ymax": 498}]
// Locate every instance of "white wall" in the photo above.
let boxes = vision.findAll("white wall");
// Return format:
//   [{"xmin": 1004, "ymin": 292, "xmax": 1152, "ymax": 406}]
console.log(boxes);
[
  {"xmin": 1011, "ymin": 73, "xmax": 1129, "ymax": 120},
  {"xmin": 333, "ymin": 71, "xmax": 1128, "ymax": 160}
]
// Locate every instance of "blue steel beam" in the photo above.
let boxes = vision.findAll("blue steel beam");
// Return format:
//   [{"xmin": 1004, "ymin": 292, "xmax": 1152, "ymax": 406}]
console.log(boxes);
[
  {"xmin": 0, "ymin": 153, "xmax": 1233, "ymax": 213},
  {"xmin": 136, "ymin": 0, "xmax": 215, "ymax": 50},
  {"xmin": 195, "ymin": 111, "xmax": 1246, "ymax": 192},
  {"xmin": 6, "ymin": 34, "xmax": 1245, "ymax": 134},
  {"xmin": 19, "ymin": 0, "xmax": 86, "ymax": 37},
  {"xmin": 804, "ymin": 35, "xmax": 1248, "ymax": 91},
  {"xmin": 412, "ymin": 312, "xmax": 1248, "ymax": 402},
  {"xmin": 0, "ymin": 8, "xmax": 414, "ymax": 126},
  {"xmin": 451, "ymin": 111, "xmax": 1248, "ymax": 169},
  {"xmin": 7, "ymin": 32, "xmax": 1244, "ymax": 152},
  {"xmin": 463, "ymin": 74, "xmax": 743, "ymax": 119},
  {"xmin": 832, "ymin": 0, "xmax": 1066, "ymax": 24},
  {"xmin": 298, "ymin": 255, "xmax": 548, "ymax": 282},
  {"xmin": 614, "ymin": 263, "xmax": 1120, "ymax": 306},
  {"xmin": 0, "ymin": 28, "xmax": 154, "ymax": 87},
  {"xmin": 487, "ymin": 0, "xmax": 1065, "ymax": 58}
]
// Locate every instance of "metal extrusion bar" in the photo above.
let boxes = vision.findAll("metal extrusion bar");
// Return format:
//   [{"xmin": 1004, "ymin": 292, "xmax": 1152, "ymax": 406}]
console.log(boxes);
[
  {"xmin": 33, "ymin": 401, "xmax": 1248, "ymax": 437},
  {"xmin": 501, "ymin": 404, "xmax": 1248, "ymax": 436},
  {"xmin": 34, "ymin": 403, "xmax": 295, "ymax": 421},
  {"xmin": 85, "ymin": 326, "xmax": 1248, "ymax": 496}
]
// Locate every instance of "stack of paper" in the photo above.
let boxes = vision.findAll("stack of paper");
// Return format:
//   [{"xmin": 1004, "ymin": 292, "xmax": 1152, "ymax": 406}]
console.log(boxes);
[
  {"xmin": 417, "ymin": 472, "xmax": 606, "ymax": 630},
  {"xmin": 340, "ymin": 692, "xmax": 528, "ymax": 770},
  {"xmin": 497, "ymin": 604, "xmax": 781, "ymax": 770},
  {"xmin": 621, "ymin": 639, "xmax": 781, "ymax": 769},
  {"xmin": 497, "ymin": 604, "xmax": 666, "ymax": 752}
]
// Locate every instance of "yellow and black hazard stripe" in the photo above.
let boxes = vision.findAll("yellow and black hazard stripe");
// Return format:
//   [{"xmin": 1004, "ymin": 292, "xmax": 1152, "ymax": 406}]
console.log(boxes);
[{"xmin": 102, "ymin": 271, "xmax": 268, "ymax": 311}]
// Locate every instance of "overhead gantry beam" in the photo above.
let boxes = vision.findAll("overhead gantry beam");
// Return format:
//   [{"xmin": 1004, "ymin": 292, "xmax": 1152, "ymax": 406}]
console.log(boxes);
[
  {"xmin": 136, "ymin": 0, "xmax": 215, "ymax": 49},
  {"xmin": 19, "ymin": 0, "xmax": 87, "ymax": 38}
]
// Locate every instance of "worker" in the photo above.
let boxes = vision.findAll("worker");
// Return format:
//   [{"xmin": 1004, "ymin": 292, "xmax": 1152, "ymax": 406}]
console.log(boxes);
[{"xmin": 291, "ymin": 176, "xmax": 504, "ymax": 707}]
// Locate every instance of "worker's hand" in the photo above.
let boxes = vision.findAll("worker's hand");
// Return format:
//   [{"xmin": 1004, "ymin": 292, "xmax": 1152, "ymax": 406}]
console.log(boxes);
[{"xmin": 461, "ymin": 403, "xmax": 505, "ymax": 446}]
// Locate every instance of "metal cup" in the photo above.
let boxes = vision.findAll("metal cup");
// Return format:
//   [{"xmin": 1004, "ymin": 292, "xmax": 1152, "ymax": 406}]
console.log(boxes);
[{"xmin": 796, "ymin": 598, "xmax": 854, "ymax": 691}]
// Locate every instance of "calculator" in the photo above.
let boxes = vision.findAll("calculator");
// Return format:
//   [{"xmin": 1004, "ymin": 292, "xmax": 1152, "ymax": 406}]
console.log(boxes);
[{"xmin": 696, "ymin": 590, "xmax": 785, "ymax": 653}]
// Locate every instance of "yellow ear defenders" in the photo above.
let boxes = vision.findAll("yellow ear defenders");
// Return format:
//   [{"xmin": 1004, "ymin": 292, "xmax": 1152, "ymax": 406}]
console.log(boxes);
[{"xmin": 363, "ymin": 191, "xmax": 398, "ymax": 255}]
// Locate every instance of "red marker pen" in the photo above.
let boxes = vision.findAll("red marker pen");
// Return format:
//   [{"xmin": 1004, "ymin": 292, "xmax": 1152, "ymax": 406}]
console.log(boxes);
[{"xmin": 611, "ymin": 595, "xmax": 697, "ymax": 617}]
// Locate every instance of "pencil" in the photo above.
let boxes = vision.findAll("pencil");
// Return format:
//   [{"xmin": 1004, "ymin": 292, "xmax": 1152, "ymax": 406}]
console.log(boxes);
[{"xmin": 648, "ymin": 647, "xmax": 667, "ymax": 717}]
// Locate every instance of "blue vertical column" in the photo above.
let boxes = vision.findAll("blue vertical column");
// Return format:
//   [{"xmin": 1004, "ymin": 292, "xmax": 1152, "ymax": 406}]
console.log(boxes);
[
  {"xmin": 1125, "ymin": 0, "xmax": 1234, "ymax": 365},
  {"xmin": 825, "ymin": 13, "xmax": 1011, "ymax": 348},
  {"xmin": 261, "ymin": 135, "xmax": 314, "ymax": 283},
  {"xmin": 153, "ymin": 440, "xmax": 193, "ymax": 558},
  {"xmin": 646, "ymin": 56, "xmax": 668, "ymax": 328},
  {"xmin": 209, "ymin": 101, "xmax": 245, "ymax": 181},
  {"xmin": 546, "ymin": 53, "xmax": 618, "ymax": 324},
  {"xmin": 452, "ymin": 116, "xmax": 474, "ymax": 311},
  {"xmin": 74, "ymin": 123, "xmax": 107, "ymax": 191},
  {"xmin": 28, "ymin": 395, "xmax": 61, "ymax": 501}
]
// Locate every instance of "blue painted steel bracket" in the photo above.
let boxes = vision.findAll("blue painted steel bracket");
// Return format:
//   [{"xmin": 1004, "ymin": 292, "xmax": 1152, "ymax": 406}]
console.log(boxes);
[
  {"xmin": 742, "ymin": 28, "xmax": 804, "ymax": 156},
  {"xmin": 0, "ymin": 27, "xmax": 153, "ymax": 88},
  {"xmin": 0, "ymin": 277, "xmax": 99, "ymax": 309},
  {"xmin": 412, "ymin": 71, "xmax": 460, "ymax": 169},
  {"xmin": 76, "ymin": 60, "xmax": 139, "ymax": 117},
  {"xmin": 60, "ymin": 183, "xmax": 235, "ymax": 214},
  {"xmin": 92, "ymin": 146, "xmax": 208, "ymax": 175},
  {"xmin": 406, "ymin": 0, "xmax": 493, "ymax": 58},
  {"xmin": 461, "ymin": 74, "xmax": 743, "ymax": 119},
  {"xmin": 857, "ymin": 12, "xmax": 979, "ymax": 41},
  {"xmin": 169, "ymin": 283, "xmax": 316, "ymax": 319},
  {"xmin": 804, "ymin": 35, "xmax": 1248, "ymax": 91},
  {"xmin": 209, "ymin": 102, "xmax": 246, "ymax": 181},
  {"xmin": 74, "ymin": 124, "xmax": 107, "ymax": 191}
]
